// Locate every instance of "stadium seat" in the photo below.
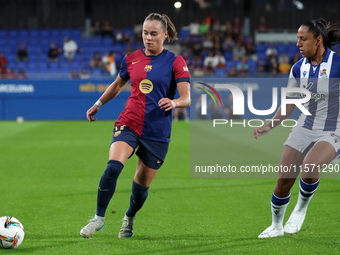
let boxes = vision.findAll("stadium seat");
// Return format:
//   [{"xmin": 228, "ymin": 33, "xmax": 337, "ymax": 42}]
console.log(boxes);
[
  {"xmin": 40, "ymin": 29, "xmax": 50, "ymax": 39},
  {"xmin": 224, "ymin": 52, "xmax": 233, "ymax": 61},
  {"xmin": 29, "ymin": 29, "xmax": 39, "ymax": 39},
  {"xmin": 27, "ymin": 65, "xmax": 37, "ymax": 74},
  {"xmin": 0, "ymin": 40, "xmax": 6, "ymax": 48},
  {"xmin": 102, "ymin": 37, "xmax": 112, "ymax": 46},
  {"xmin": 255, "ymin": 44, "xmax": 267, "ymax": 54},
  {"xmin": 180, "ymin": 28, "xmax": 190, "ymax": 41},
  {"xmin": 38, "ymin": 62, "xmax": 48, "ymax": 72},
  {"xmin": 214, "ymin": 68, "xmax": 225, "ymax": 76},
  {"xmin": 19, "ymin": 30, "xmax": 29, "ymax": 40},
  {"xmin": 91, "ymin": 37, "xmax": 102, "ymax": 48},
  {"xmin": 92, "ymin": 69, "xmax": 102, "ymax": 78},
  {"xmin": 61, "ymin": 29, "xmax": 72, "ymax": 39},
  {"xmin": 0, "ymin": 30, "xmax": 7, "ymax": 38},
  {"xmin": 71, "ymin": 29, "xmax": 82, "ymax": 39},
  {"xmin": 122, "ymin": 28, "xmax": 134, "ymax": 37},
  {"xmin": 9, "ymin": 30, "xmax": 19, "ymax": 39},
  {"xmin": 7, "ymin": 55, "xmax": 17, "ymax": 64},
  {"xmin": 28, "ymin": 62, "xmax": 37, "ymax": 69},
  {"xmin": 50, "ymin": 29, "xmax": 61, "ymax": 41},
  {"xmin": 276, "ymin": 44, "xmax": 287, "ymax": 55},
  {"xmin": 17, "ymin": 61, "xmax": 27, "ymax": 70},
  {"xmin": 28, "ymin": 38, "xmax": 39, "ymax": 47},
  {"xmin": 49, "ymin": 62, "xmax": 59, "ymax": 69}
]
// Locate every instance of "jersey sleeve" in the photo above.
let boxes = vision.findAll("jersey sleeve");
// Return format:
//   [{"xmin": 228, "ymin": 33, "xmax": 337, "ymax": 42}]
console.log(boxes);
[
  {"xmin": 118, "ymin": 55, "xmax": 130, "ymax": 81},
  {"xmin": 173, "ymin": 56, "xmax": 190, "ymax": 84}
]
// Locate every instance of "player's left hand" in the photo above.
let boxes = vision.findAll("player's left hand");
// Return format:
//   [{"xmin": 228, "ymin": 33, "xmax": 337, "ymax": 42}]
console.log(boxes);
[{"xmin": 158, "ymin": 98, "xmax": 175, "ymax": 111}]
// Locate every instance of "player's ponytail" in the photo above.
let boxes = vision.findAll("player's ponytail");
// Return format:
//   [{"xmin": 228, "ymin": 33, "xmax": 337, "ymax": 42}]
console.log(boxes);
[
  {"xmin": 144, "ymin": 13, "xmax": 178, "ymax": 43},
  {"xmin": 161, "ymin": 14, "xmax": 178, "ymax": 42},
  {"xmin": 326, "ymin": 21, "xmax": 340, "ymax": 48},
  {"xmin": 301, "ymin": 18, "xmax": 340, "ymax": 49}
]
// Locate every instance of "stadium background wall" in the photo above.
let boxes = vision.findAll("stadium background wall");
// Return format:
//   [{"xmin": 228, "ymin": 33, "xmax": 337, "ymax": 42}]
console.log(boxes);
[{"xmin": 0, "ymin": 78, "xmax": 301, "ymax": 121}]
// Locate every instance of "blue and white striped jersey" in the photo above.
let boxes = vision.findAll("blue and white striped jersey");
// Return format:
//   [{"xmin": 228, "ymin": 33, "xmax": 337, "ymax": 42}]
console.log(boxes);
[{"xmin": 287, "ymin": 48, "xmax": 340, "ymax": 131}]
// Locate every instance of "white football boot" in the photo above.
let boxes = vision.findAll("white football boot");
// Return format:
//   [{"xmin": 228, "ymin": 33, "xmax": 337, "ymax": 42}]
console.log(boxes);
[
  {"xmin": 80, "ymin": 216, "xmax": 104, "ymax": 238},
  {"xmin": 258, "ymin": 225, "xmax": 284, "ymax": 238},
  {"xmin": 284, "ymin": 210, "xmax": 306, "ymax": 234},
  {"xmin": 118, "ymin": 214, "xmax": 135, "ymax": 238}
]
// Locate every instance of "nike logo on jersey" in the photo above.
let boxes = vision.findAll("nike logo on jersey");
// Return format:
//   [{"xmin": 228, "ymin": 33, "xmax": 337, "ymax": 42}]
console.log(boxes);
[{"xmin": 132, "ymin": 61, "xmax": 140, "ymax": 65}]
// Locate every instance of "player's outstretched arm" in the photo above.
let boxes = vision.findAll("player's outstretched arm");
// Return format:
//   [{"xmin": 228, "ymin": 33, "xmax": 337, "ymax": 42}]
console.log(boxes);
[
  {"xmin": 158, "ymin": 81, "xmax": 191, "ymax": 111},
  {"xmin": 86, "ymin": 75, "xmax": 129, "ymax": 122},
  {"xmin": 253, "ymin": 104, "xmax": 296, "ymax": 139}
]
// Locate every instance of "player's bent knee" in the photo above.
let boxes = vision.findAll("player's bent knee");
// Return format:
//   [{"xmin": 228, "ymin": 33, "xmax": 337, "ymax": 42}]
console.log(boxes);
[
  {"xmin": 276, "ymin": 178, "xmax": 295, "ymax": 193},
  {"xmin": 104, "ymin": 160, "xmax": 124, "ymax": 180}
]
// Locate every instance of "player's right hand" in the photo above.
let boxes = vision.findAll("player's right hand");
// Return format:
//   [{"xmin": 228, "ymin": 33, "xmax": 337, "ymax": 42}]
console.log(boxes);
[
  {"xmin": 86, "ymin": 105, "xmax": 99, "ymax": 122},
  {"xmin": 253, "ymin": 125, "xmax": 271, "ymax": 140}
]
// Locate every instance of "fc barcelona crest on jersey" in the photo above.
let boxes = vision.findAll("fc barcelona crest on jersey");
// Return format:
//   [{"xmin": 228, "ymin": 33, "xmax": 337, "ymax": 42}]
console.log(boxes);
[
  {"xmin": 320, "ymin": 68, "xmax": 327, "ymax": 78},
  {"xmin": 144, "ymin": 65, "xmax": 152, "ymax": 72}
]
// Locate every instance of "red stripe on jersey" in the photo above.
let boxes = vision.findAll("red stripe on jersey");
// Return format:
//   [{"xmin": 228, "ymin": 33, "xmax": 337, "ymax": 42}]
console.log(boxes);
[{"xmin": 115, "ymin": 50, "xmax": 151, "ymax": 137}]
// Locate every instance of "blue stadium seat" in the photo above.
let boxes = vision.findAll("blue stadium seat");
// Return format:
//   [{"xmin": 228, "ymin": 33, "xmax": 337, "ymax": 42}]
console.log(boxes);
[
  {"xmin": 40, "ymin": 29, "xmax": 50, "ymax": 39},
  {"xmin": 248, "ymin": 60, "xmax": 257, "ymax": 73},
  {"xmin": 27, "ymin": 65, "xmax": 37, "ymax": 74},
  {"xmin": 28, "ymin": 62, "xmax": 37, "ymax": 69},
  {"xmin": 28, "ymin": 38, "xmax": 39, "ymax": 47},
  {"xmin": 257, "ymin": 52, "xmax": 266, "ymax": 61},
  {"xmin": 214, "ymin": 68, "xmax": 225, "ymax": 76},
  {"xmin": 122, "ymin": 28, "xmax": 134, "ymax": 37},
  {"xmin": 49, "ymin": 62, "xmax": 59, "ymax": 69},
  {"xmin": 70, "ymin": 62, "xmax": 80, "ymax": 70},
  {"xmin": 61, "ymin": 29, "xmax": 72, "ymax": 39},
  {"xmin": 0, "ymin": 30, "xmax": 7, "ymax": 38},
  {"xmin": 91, "ymin": 37, "xmax": 101, "ymax": 48},
  {"xmin": 9, "ymin": 30, "xmax": 19, "ymax": 39},
  {"xmin": 224, "ymin": 52, "xmax": 233, "ymax": 61},
  {"xmin": 115, "ymin": 54, "xmax": 123, "ymax": 66},
  {"xmin": 17, "ymin": 61, "xmax": 27, "ymax": 70},
  {"xmin": 29, "ymin": 30, "xmax": 39, "ymax": 39},
  {"xmin": 38, "ymin": 62, "xmax": 48, "ymax": 71},
  {"xmin": 0, "ymin": 40, "xmax": 6, "ymax": 48},
  {"xmin": 71, "ymin": 29, "xmax": 82, "ymax": 40},
  {"xmin": 276, "ymin": 44, "xmax": 287, "ymax": 54},
  {"xmin": 255, "ymin": 44, "xmax": 268, "ymax": 54},
  {"xmin": 50, "ymin": 29, "xmax": 61, "ymax": 41},
  {"xmin": 180, "ymin": 28, "xmax": 190, "ymax": 41},
  {"xmin": 100, "ymin": 45, "xmax": 112, "ymax": 53},
  {"xmin": 19, "ymin": 30, "xmax": 29, "ymax": 40},
  {"xmin": 102, "ymin": 37, "xmax": 112, "ymax": 46},
  {"xmin": 113, "ymin": 45, "xmax": 126, "ymax": 53}
]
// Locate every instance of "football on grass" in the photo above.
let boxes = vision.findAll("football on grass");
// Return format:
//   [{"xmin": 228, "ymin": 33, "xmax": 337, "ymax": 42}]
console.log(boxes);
[{"xmin": 0, "ymin": 216, "xmax": 25, "ymax": 249}]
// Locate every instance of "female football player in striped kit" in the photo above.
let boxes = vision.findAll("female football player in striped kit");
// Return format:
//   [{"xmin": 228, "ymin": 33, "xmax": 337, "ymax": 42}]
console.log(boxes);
[
  {"xmin": 80, "ymin": 13, "xmax": 190, "ymax": 238},
  {"xmin": 254, "ymin": 18, "xmax": 340, "ymax": 238}
]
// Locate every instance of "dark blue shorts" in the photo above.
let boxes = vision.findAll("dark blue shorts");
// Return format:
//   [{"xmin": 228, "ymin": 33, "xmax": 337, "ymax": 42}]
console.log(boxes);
[{"xmin": 111, "ymin": 125, "xmax": 169, "ymax": 169}]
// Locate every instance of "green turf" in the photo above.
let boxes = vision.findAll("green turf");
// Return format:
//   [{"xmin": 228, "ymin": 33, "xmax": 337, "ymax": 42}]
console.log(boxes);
[{"xmin": 0, "ymin": 120, "xmax": 339, "ymax": 254}]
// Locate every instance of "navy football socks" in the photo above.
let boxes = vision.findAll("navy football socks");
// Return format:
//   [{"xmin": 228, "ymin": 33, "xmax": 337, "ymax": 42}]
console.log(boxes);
[
  {"xmin": 126, "ymin": 180, "xmax": 149, "ymax": 217},
  {"xmin": 96, "ymin": 160, "xmax": 124, "ymax": 217}
]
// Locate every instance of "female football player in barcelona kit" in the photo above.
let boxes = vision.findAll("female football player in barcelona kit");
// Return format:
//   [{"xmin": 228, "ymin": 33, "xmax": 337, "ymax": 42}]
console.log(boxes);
[
  {"xmin": 80, "ymin": 13, "xmax": 190, "ymax": 238},
  {"xmin": 254, "ymin": 18, "xmax": 340, "ymax": 238}
]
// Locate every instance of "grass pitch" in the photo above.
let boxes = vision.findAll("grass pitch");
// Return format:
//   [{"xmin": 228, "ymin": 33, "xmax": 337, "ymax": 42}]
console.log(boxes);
[{"xmin": 0, "ymin": 120, "xmax": 339, "ymax": 254}]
